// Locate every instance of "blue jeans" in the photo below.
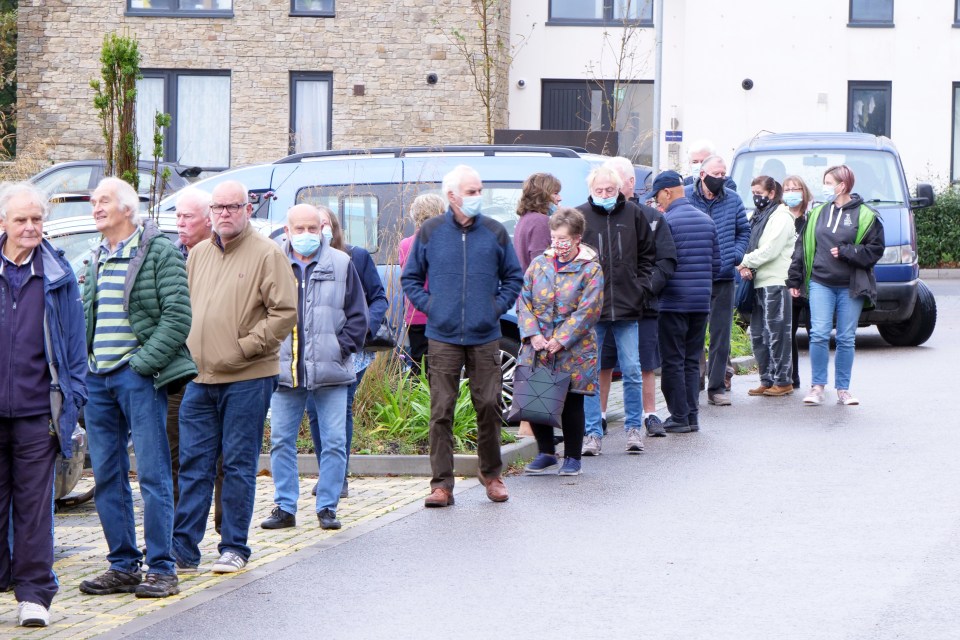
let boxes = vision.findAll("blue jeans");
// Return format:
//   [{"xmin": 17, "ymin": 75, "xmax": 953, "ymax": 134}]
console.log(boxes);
[
  {"xmin": 85, "ymin": 366, "xmax": 174, "ymax": 575},
  {"xmin": 172, "ymin": 376, "xmax": 277, "ymax": 565},
  {"xmin": 308, "ymin": 367, "xmax": 365, "ymax": 492},
  {"xmin": 585, "ymin": 320, "xmax": 643, "ymax": 437},
  {"xmin": 808, "ymin": 281, "xmax": 865, "ymax": 390},
  {"xmin": 272, "ymin": 385, "xmax": 347, "ymax": 514}
]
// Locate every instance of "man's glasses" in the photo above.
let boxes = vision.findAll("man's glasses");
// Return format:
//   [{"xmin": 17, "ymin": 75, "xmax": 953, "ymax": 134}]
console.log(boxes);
[{"xmin": 210, "ymin": 203, "xmax": 248, "ymax": 216}]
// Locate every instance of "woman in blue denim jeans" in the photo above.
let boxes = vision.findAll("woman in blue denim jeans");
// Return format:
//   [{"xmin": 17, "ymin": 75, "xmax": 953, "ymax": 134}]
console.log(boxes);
[{"xmin": 786, "ymin": 165, "xmax": 884, "ymax": 406}]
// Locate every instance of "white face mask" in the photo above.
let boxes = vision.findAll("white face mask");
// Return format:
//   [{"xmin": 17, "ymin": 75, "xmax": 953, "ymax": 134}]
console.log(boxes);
[{"xmin": 690, "ymin": 161, "xmax": 702, "ymax": 177}]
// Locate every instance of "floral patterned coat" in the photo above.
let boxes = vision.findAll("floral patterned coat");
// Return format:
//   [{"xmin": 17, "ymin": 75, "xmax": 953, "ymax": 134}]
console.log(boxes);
[{"xmin": 517, "ymin": 244, "xmax": 604, "ymax": 394}]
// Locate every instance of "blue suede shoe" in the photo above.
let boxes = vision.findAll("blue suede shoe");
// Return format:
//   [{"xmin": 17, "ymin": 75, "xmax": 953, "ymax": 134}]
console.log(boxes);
[
  {"xmin": 524, "ymin": 453, "xmax": 559, "ymax": 475},
  {"xmin": 558, "ymin": 458, "xmax": 582, "ymax": 476}
]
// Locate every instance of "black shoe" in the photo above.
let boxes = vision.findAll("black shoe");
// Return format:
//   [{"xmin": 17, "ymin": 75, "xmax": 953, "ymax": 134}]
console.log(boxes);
[
  {"xmin": 340, "ymin": 483, "xmax": 349, "ymax": 499},
  {"xmin": 79, "ymin": 569, "xmax": 142, "ymax": 595},
  {"xmin": 601, "ymin": 417, "xmax": 608, "ymax": 435},
  {"xmin": 688, "ymin": 413, "xmax": 700, "ymax": 432},
  {"xmin": 311, "ymin": 481, "xmax": 318, "ymax": 497},
  {"xmin": 135, "ymin": 573, "xmax": 180, "ymax": 598},
  {"xmin": 317, "ymin": 508, "xmax": 341, "ymax": 530},
  {"xmin": 663, "ymin": 417, "xmax": 696, "ymax": 434},
  {"xmin": 261, "ymin": 506, "xmax": 296, "ymax": 530},
  {"xmin": 644, "ymin": 414, "xmax": 666, "ymax": 437}
]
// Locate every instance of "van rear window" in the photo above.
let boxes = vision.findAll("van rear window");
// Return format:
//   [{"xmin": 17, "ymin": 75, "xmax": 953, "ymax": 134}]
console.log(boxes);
[{"xmin": 297, "ymin": 187, "xmax": 380, "ymax": 253}]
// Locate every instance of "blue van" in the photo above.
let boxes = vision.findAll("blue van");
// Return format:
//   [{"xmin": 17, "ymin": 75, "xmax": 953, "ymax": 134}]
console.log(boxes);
[
  {"xmin": 156, "ymin": 145, "xmax": 618, "ymax": 401},
  {"xmin": 729, "ymin": 132, "xmax": 937, "ymax": 346}
]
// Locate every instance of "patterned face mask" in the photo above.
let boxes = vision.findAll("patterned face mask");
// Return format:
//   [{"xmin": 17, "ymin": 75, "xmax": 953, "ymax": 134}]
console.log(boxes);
[{"xmin": 552, "ymin": 238, "xmax": 575, "ymax": 257}]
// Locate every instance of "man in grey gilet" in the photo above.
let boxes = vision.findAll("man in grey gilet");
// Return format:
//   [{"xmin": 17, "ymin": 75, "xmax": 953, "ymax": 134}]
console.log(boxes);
[{"xmin": 261, "ymin": 204, "xmax": 368, "ymax": 531}]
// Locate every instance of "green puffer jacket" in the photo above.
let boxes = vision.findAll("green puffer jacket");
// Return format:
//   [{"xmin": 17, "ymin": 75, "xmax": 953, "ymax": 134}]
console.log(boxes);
[{"xmin": 83, "ymin": 219, "xmax": 198, "ymax": 391}]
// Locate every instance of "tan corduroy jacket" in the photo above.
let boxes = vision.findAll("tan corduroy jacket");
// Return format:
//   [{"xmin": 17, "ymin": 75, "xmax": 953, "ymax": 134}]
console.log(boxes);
[{"xmin": 186, "ymin": 223, "xmax": 298, "ymax": 384}]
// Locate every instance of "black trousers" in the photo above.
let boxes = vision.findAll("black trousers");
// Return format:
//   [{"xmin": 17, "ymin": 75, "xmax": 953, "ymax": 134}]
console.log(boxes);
[
  {"xmin": 531, "ymin": 392, "xmax": 585, "ymax": 461},
  {"xmin": 0, "ymin": 414, "xmax": 59, "ymax": 608},
  {"xmin": 791, "ymin": 297, "xmax": 807, "ymax": 388},
  {"xmin": 658, "ymin": 311, "xmax": 709, "ymax": 425},
  {"xmin": 406, "ymin": 325, "xmax": 429, "ymax": 376}
]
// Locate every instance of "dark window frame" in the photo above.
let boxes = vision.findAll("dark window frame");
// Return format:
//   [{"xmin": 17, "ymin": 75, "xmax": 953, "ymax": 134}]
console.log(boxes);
[
  {"xmin": 952, "ymin": 82, "xmax": 960, "ymax": 181},
  {"xmin": 126, "ymin": 0, "xmax": 233, "ymax": 18},
  {"xmin": 848, "ymin": 0, "xmax": 894, "ymax": 27},
  {"xmin": 140, "ymin": 68, "xmax": 232, "ymax": 171},
  {"xmin": 290, "ymin": 0, "xmax": 335, "ymax": 17},
  {"xmin": 955, "ymin": 0, "xmax": 960, "ymax": 26},
  {"xmin": 546, "ymin": 0, "xmax": 653, "ymax": 27},
  {"xmin": 847, "ymin": 80, "xmax": 892, "ymax": 138},
  {"xmin": 289, "ymin": 71, "xmax": 334, "ymax": 154}
]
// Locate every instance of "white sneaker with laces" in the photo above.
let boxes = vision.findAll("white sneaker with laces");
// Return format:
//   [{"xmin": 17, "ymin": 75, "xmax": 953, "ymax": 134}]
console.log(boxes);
[
  {"xmin": 803, "ymin": 385, "xmax": 825, "ymax": 406},
  {"xmin": 581, "ymin": 435, "xmax": 602, "ymax": 456},
  {"xmin": 18, "ymin": 601, "xmax": 49, "ymax": 627},
  {"xmin": 625, "ymin": 429, "xmax": 644, "ymax": 453},
  {"xmin": 211, "ymin": 550, "xmax": 247, "ymax": 573},
  {"xmin": 836, "ymin": 390, "xmax": 860, "ymax": 405}
]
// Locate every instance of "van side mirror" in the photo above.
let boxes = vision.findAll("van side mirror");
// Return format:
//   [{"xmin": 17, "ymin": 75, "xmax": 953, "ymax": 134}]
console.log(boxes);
[{"xmin": 910, "ymin": 183, "xmax": 935, "ymax": 209}]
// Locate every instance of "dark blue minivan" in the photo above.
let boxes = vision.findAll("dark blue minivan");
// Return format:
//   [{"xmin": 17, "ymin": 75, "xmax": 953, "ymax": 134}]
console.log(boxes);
[{"xmin": 730, "ymin": 132, "xmax": 937, "ymax": 346}]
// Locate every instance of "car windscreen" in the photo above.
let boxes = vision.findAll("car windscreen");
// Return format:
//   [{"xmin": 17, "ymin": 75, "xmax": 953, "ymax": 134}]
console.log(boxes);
[
  {"xmin": 48, "ymin": 230, "xmax": 179, "ymax": 278},
  {"xmin": 730, "ymin": 149, "xmax": 907, "ymax": 210}
]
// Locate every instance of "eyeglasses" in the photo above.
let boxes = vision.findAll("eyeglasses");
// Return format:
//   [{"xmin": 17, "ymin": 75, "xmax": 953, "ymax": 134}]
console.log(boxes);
[
  {"xmin": 210, "ymin": 203, "xmax": 248, "ymax": 216},
  {"xmin": 783, "ymin": 187, "xmax": 804, "ymax": 192}
]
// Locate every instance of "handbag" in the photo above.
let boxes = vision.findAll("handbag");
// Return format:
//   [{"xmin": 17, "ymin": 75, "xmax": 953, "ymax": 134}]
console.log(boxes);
[
  {"xmin": 364, "ymin": 317, "xmax": 397, "ymax": 351},
  {"xmin": 504, "ymin": 356, "xmax": 571, "ymax": 430},
  {"xmin": 735, "ymin": 274, "xmax": 755, "ymax": 317}
]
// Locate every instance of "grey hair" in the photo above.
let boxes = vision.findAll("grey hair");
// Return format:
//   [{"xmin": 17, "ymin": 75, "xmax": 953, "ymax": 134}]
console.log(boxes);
[
  {"xmin": 700, "ymin": 155, "xmax": 726, "ymax": 173},
  {"xmin": 688, "ymin": 139, "xmax": 716, "ymax": 157},
  {"xmin": 0, "ymin": 181, "xmax": 50, "ymax": 221},
  {"xmin": 97, "ymin": 177, "xmax": 141, "ymax": 224},
  {"xmin": 441, "ymin": 165, "xmax": 481, "ymax": 205},
  {"xmin": 603, "ymin": 156, "xmax": 635, "ymax": 183},
  {"xmin": 175, "ymin": 186, "xmax": 213, "ymax": 211},
  {"xmin": 586, "ymin": 165, "xmax": 624, "ymax": 190}
]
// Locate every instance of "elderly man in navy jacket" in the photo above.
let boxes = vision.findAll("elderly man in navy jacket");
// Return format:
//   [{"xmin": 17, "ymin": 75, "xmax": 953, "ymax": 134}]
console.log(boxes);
[
  {"xmin": 402, "ymin": 165, "xmax": 523, "ymax": 508},
  {"xmin": 684, "ymin": 155, "xmax": 749, "ymax": 406},
  {"xmin": 654, "ymin": 171, "xmax": 721, "ymax": 433}
]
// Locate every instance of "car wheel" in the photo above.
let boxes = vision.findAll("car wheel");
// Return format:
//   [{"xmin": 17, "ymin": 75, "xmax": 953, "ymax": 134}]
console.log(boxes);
[
  {"xmin": 498, "ymin": 336, "xmax": 520, "ymax": 423},
  {"xmin": 877, "ymin": 280, "xmax": 937, "ymax": 347}
]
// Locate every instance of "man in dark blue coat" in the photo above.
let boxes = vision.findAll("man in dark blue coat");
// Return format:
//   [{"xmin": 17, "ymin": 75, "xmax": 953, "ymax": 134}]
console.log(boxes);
[
  {"xmin": 654, "ymin": 171, "xmax": 720, "ymax": 433},
  {"xmin": 684, "ymin": 155, "xmax": 749, "ymax": 406},
  {"xmin": 402, "ymin": 165, "xmax": 523, "ymax": 508}
]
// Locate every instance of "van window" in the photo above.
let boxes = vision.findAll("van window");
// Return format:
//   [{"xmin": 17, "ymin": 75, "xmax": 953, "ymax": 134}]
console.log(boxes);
[
  {"xmin": 296, "ymin": 187, "xmax": 379, "ymax": 252},
  {"xmin": 412, "ymin": 181, "xmax": 523, "ymax": 236}
]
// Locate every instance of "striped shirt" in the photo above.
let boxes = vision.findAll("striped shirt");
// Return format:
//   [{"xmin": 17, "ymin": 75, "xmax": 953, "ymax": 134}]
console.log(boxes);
[{"xmin": 89, "ymin": 228, "xmax": 142, "ymax": 373}]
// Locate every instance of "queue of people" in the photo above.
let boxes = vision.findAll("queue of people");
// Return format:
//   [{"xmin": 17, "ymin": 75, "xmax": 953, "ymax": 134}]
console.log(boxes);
[{"xmin": 0, "ymin": 153, "xmax": 883, "ymax": 627}]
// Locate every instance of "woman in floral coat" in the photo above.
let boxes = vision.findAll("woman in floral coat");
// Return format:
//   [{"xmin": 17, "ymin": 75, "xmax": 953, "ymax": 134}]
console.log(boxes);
[{"xmin": 517, "ymin": 207, "xmax": 604, "ymax": 476}]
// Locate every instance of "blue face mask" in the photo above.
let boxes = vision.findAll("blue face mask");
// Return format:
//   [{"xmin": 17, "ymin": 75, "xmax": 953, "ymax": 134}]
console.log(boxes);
[
  {"xmin": 821, "ymin": 184, "xmax": 837, "ymax": 201},
  {"xmin": 783, "ymin": 192, "xmax": 803, "ymax": 208},
  {"xmin": 594, "ymin": 195, "xmax": 618, "ymax": 211},
  {"xmin": 548, "ymin": 203, "xmax": 558, "ymax": 215},
  {"xmin": 321, "ymin": 226, "xmax": 333, "ymax": 242},
  {"xmin": 290, "ymin": 232, "xmax": 321, "ymax": 257},
  {"xmin": 460, "ymin": 195, "xmax": 483, "ymax": 218}
]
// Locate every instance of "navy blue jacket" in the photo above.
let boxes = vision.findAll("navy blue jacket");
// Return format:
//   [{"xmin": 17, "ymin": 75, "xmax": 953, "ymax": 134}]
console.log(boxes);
[
  {"xmin": 401, "ymin": 209, "xmax": 523, "ymax": 346},
  {"xmin": 684, "ymin": 179, "xmax": 750, "ymax": 281},
  {"xmin": 659, "ymin": 198, "xmax": 721, "ymax": 314},
  {"xmin": 0, "ymin": 236, "xmax": 87, "ymax": 458},
  {"xmin": 638, "ymin": 203, "xmax": 678, "ymax": 318},
  {"xmin": 348, "ymin": 245, "xmax": 389, "ymax": 341}
]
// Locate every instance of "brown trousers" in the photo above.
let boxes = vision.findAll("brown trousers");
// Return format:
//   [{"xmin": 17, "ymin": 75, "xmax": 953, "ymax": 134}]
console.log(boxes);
[{"xmin": 427, "ymin": 339, "xmax": 503, "ymax": 491}]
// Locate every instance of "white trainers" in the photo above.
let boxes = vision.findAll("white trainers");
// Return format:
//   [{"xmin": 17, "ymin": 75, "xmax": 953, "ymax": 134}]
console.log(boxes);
[
  {"xmin": 18, "ymin": 601, "xmax": 49, "ymax": 627},
  {"xmin": 625, "ymin": 429, "xmax": 644, "ymax": 453},
  {"xmin": 836, "ymin": 390, "xmax": 860, "ymax": 405},
  {"xmin": 581, "ymin": 435, "xmax": 602, "ymax": 456},
  {"xmin": 803, "ymin": 385, "xmax": 825, "ymax": 406},
  {"xmin": 211, "ymin": 550, "xmax": 247, "ymax": 573}
]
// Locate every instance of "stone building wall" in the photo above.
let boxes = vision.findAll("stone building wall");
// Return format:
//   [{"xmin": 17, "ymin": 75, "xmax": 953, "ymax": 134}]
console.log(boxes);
[{"xmin": 16, "ymin": 0, "xmax": 510, "ymax": 167}]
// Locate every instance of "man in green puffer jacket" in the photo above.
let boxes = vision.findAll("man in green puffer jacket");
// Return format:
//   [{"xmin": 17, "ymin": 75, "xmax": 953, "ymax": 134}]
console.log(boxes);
[{"xmin": 78, "ymin": 177, "xmax": 196, "ymax": 600}]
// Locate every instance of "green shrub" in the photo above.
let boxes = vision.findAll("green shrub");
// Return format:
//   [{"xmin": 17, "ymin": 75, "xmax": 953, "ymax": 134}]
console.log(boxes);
[{"xmin": 916, "ymin": 186, "xmax": 960, "ymax": 267}]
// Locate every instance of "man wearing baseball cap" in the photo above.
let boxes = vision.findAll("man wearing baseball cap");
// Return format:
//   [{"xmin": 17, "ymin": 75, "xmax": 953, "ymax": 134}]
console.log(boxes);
[{"xmin": 649, "ymin": 171, "xmax": 720, "ymax": 433}]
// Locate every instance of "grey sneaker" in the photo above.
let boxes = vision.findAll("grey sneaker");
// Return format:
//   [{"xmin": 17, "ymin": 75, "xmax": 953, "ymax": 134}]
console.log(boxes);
[
  {"xmin": 625, "ymin": 429, "xmax": 644, "ymax": 453},
  {"xmin": 211, "ymin": 550, "xmax": 247, "ymax": 574},
  {"xmin": 803, "ymin": 385, "xmax": 825, "ymax": 406},
  {"xmin": 708, "ymin": 392, "xmax": 731, "ymax": 406},
  {"xmin": 644, "ymin": 414, "xmax": 666, "ymax": 437},
  {"xmin": 581, "ymin": 435, "xmax": 602, "ymax": 456}
]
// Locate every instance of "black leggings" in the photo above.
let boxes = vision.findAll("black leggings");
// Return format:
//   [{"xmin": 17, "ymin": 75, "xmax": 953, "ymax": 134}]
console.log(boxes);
[{"xmin": 531, "ymin": 392, "xmax": 585, "ymax": 460}]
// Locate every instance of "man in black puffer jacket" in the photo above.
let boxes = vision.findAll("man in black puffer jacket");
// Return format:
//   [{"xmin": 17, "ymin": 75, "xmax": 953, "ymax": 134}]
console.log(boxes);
[{"xmin": 576, "ymin": 164, "xmax": 656, "ymax": 456}]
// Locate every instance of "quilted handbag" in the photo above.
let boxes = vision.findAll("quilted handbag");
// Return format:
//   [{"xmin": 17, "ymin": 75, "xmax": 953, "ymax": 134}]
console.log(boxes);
[{"xmin": 504, "ymin": 357, "xmax": 571, "ymax": 430}]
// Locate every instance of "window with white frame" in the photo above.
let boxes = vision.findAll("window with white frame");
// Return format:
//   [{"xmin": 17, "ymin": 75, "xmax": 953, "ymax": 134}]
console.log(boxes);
[{"xmin": 136, "ymin": 70, "xmax": 231, "ymax": 170}]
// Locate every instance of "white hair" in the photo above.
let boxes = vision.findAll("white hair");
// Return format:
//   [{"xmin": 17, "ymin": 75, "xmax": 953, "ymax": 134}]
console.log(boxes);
[
  {"xmin": 97, "ymin": 177, "xmax": 141, "ymax": 224},
  {"xmin": 603, "ymin": 156, "xmax": 635, "ymax": 183},
  {"xmin": 688, "ymin": 139, "xmax": 716, "ymax": 157},
  {"xmin": 175, "ymin": 186, "xmax": 212, "ymax": 211},
  {"xmin": 285, "ymin": 203, "xmax": 322, "ymax": 226},
  {"xmin": 441, "ymin": 165, "xmax": 481, "ymax": 205},
  {"xmin": 701, "ymin": 154, "xmax": 726, "ymax": 173},
  {"xmin": 0, "ymin": 181, "xmax": 50, "ymax": 221},
  {"xmin": 586, "ymin": 165, "xmax": 623, "ymax": 190}
]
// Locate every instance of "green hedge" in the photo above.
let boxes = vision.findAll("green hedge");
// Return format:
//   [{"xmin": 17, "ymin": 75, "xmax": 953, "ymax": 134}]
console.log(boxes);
[{"xmin": 916, "ymin": 187, "xmax": 960, "ymax": 268}]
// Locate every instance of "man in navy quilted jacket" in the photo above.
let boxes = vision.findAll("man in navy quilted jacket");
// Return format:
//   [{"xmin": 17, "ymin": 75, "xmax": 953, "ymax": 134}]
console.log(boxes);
[{"xmin": 684, "ymin": 156, "xmax": 749, "ymax": 406}]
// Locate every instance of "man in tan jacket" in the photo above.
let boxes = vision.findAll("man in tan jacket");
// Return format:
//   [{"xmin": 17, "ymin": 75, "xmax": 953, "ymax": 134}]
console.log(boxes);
[{"xmin": 172, "ymin": 180, "xmax": 297, "ymax": 574}]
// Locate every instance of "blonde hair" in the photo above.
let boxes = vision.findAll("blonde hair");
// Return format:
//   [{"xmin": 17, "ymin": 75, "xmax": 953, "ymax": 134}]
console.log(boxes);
[{"xmin": 410, "ymin": 193, "xmax": 446, "ymax": 228}]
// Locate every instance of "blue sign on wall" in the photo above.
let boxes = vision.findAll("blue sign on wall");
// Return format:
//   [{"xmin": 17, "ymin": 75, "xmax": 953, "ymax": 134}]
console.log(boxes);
[{"xmin": 665, "ymin": 130, "xmax": 683, "ymax": 142}]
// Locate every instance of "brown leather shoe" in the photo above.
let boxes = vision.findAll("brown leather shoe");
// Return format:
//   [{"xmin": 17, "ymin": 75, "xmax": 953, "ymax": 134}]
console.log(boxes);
[
  {"xmin": 763, "ymin": 384, "xmax": 795, "ymax": 397},
  {"xmin": 424, "ymin": 487, "xmax": 454, "ymax": 508},
  {"xmin": 482, "ymin": 476, "xmax": 509, "ymax": 503},
  {"xmin": 748, "ymin": 385, "xmax": 771, "ymax": 396}
]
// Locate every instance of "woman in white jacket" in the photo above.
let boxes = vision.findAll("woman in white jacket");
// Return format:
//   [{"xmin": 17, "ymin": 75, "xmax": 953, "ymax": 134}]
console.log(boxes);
[{"xmin": 738, "ymin": 175, "xmax": 797, "ymax": 397}]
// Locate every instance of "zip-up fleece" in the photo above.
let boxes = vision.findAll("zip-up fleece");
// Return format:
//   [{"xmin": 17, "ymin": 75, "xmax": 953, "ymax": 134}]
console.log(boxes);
[
  {"xmin": 577, "ymin": 195, "xmax": 656, "ymax": 322},
  {"xmin": 187, "ymin": 223, "xmax": 298, "ymax": 383},
  {"xmin": 401, "ymin": 208, "xmax": 523, "ymax": 346}
]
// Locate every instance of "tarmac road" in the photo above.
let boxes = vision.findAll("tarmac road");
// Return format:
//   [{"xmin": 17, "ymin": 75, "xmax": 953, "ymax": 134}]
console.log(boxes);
[{"xmin": 120, "ymin": 280, "xmax": 960, "ymax": 640}]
